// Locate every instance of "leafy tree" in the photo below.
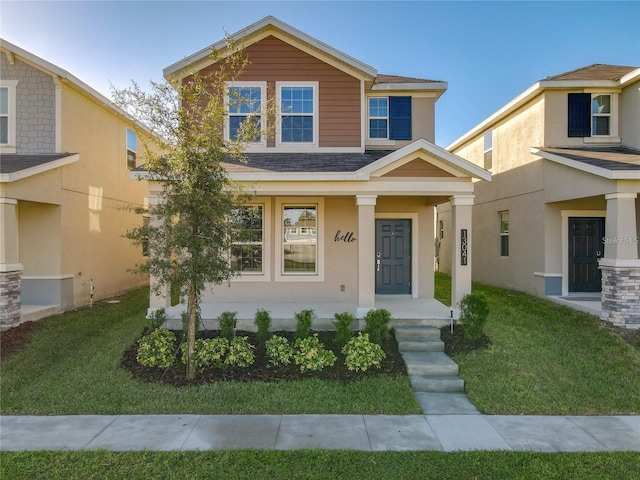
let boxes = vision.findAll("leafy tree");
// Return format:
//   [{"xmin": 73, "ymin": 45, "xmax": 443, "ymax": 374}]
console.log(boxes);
[{"xmin": 113, "ymin": 38, "xmax": 268, "ymax": 379}]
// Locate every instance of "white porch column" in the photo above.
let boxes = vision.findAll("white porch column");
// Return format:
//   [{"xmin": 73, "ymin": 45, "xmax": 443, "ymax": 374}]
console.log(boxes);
[
  {"xmin": 0, "ymin": 198, "xmax": 23, "ymax": 328},
  {"xmin": 450, "ymin": 195, "xmax": 474, "ymax": 313},
  {"xmin": 600, "ymin": 192, "xmax": 640, "ymax": 328},
  {"xmin": 147, "ymin": 191, "xmax": 171, "ymax": 314},
  {"xmin": 356, "ymin": 195, "xmax": 377, "ymax": 318}
]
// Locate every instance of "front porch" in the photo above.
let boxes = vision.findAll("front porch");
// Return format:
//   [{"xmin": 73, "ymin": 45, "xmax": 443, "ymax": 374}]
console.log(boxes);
[{"xmin": 163, "ymin": 295, "xmax": 451, "ymax": 331}]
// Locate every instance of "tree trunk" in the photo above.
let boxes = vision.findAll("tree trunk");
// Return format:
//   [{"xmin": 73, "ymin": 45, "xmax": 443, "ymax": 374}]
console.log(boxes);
[{"xmin": 186, "ymin": 282, "xmax": 197, "ymax": 380}]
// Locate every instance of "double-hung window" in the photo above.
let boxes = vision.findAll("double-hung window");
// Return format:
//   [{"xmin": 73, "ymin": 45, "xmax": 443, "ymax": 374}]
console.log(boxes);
[
  {"xmin": 277, "ymin": 82, "xmax": 317, "ymax": 146},
  {"xmin": 500, "ymin": 211, "xmax": 509, "ymax": 257},
  {"xmin": 230, "ymin": 205, "xmax": 264, "ymax": 274},
  {"xmin": 282, "ymin": 205, "xmax": 317, "ymax": 274},
  {"xmin": 126, "ymin": 128, "xmax": 137, "ymax": 170},
  {"xmin": 0, "ymin": 80, "xmax": 18, "ymax": 152},
  {"xmin": 367, "ymin": 96, "xmax": 412, "ymax": 141},
  {"xmin": 568, "ymin": 93, "xmax": 615, "ymax": 138},
  {"xmin": 227, "ymin": 82, "xmax": 265, "ymax": 144}
]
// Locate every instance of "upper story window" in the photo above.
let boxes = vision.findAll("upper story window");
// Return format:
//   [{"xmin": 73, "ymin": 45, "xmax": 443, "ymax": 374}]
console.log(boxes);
[
  {"xmin": 126, "ymin": 128, "xmax": 137, "ymax": 170},
  {"xmin": 568, "ymin": 93, "xmax": 616, "ymax": 138},
  {"xmin": 226, "ymin": 82, "xmax": 265, "ymax": 144},
  {"xmin": 367, "ymin": 96, "xmax": 412, "ymax": 141},
  {"xmin": 277, "ymin": 82, "xmax": 317, "ymax": 146},
  {"xmin": 0, "ymin": 80, "xmax": 18, "ymax": 152}
]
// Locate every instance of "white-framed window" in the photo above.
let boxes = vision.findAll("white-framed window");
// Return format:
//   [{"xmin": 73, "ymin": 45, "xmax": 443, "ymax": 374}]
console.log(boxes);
[
  {"xmin": 230, "ymin": 204, "xmax": 265, "ymax": 274},
  {"xmin": 368, "ymin": 97, "xmax": 388, "ymax": 139},
  {"xmin": 591, "ymin": 94, "xmax": 611, "ymax": 136},
  {"xmin": 126, "ymin": 128, "xmax": 137, "ymax": 170},
  {"xmin": 500, "ymin": 211, "xmax": 509, "ymax": 257},
  {"xmin": 275, "ymin": 197, "xmax": 324, "ymax": 282},
  {"xmin": 0, "ymin": 80, "xmax": 18, "ymax": 153},
  {"xmin": 276, "ymin": 82, "xmax": 318, "ymax": 147},
  {"xmin": 225, "ymin": 81, "xmax": 266, "ymax": 145}
]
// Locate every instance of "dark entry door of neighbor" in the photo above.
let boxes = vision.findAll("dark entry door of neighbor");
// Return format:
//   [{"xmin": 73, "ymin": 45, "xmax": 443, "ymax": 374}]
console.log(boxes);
[
  {"xmin": 375, "ymin": 219, "xmax": 411, "ymax": 294},
  {"xmin": 569, "ymin": 217, "xmax": 605, "ymax": 292}
]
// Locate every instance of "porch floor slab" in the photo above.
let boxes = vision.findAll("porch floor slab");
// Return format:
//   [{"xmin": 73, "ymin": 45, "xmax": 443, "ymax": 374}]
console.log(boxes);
[{"xmin": 547, "ymin": 295, "xmax": 602, "ymax": 317}]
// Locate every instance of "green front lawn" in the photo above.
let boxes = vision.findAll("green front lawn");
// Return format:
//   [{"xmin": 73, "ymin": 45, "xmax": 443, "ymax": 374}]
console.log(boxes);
[
  {"xmin": 2, "ymin": 451, "xmax": 638, "ymax": 480},
  {"xmin": 435, "ymin": 272, "xmax": 640, "ymax": 415},
  {"xmin": 0, "ymin": 288, "xmax": 419, "ymax": 415}
]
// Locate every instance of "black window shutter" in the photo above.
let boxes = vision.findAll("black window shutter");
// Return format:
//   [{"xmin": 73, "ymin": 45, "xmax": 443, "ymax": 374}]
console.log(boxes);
[
  {"xmin": 389, "ymin": 96, "xmax": 412, "ymax": 140},
  {"xmin": 568, "ymin": 93, "xmax": 591, "ymax": 137}
]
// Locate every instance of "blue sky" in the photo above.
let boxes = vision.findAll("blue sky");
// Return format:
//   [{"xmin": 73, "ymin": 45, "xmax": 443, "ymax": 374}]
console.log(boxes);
[{"xmin": 2, "ymin": 1, "xmax": 639, "ymax": 146}]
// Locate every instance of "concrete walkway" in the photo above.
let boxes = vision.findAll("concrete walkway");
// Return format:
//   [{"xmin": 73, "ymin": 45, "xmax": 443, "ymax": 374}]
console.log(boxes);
[{"xmin": 1, "ymin": 414, "xmax": 638, "ymax": 452}]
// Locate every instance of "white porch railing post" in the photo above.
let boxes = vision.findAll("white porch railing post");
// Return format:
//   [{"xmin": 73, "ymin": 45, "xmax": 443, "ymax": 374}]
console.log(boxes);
[
  {"xmin": 147, "ymin": 190, "xmax": 171, "ymax": 314},
  {"xmin": 450, "ymin": 195, "xmax": 474, "ymax": 315},
  {"xmin": 356, "ymin": 195, "xmax": 377, "ymax": 320}
]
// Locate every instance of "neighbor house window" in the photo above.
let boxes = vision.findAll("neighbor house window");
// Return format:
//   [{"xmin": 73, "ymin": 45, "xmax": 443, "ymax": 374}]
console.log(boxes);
[
  {"xmin": 500, "ymin": 211, "xmax": 509, "ymax": 257},
  {"xmin": 230, "ymin": 205, "xmax": 264, "ymax": 274},
  {"xmin": 226, "ymin": 82, "xmax": 265, "ymax": 143},
  {"xmin": 568, "ymin": 93, "xmax": 614, "ymax": 137},
  {"xmin": 0, "ymin": 80, "xmax": 18, "ymax": 151},
  {"xmin": 282, "ymin": 205, "xmax": 317, "ymax": 273},
  {"xmin": 278, "ymin": 82, "xmax": 317, "ymax": 145},
  {"xmin": 483, "ymin": 130, "xmax": 493, "ymax": 170},
  {"xmin": 367, "ymin": 96, "xmax": 412, "ymax": 141},
  {"xmin": 126, "ymin": 128, "xmax": 137, "ymax": 170}
]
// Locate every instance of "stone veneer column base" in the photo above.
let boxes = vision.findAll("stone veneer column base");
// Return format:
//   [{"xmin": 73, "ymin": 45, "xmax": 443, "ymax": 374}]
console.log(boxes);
[
  {"xmin": 600, "ymin": 266, "xmax": 640, "ymax": 329},
  {"xmin": 0, "ymin": 270, "xmax": 22, "ymax": 330}
]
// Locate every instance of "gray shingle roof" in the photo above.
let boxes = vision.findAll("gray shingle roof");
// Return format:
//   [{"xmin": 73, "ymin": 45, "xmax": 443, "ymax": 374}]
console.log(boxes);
[
  {"xmin": 537, "ymin": 147, "xmax": 640, "ymax": 171},
  {"xmin": 0, "ymin": 154, "xmax": 77, "ymax": 174},
  {"xmin": 224, "ymin": 151, "xmax": 394, "ymax": 173}
]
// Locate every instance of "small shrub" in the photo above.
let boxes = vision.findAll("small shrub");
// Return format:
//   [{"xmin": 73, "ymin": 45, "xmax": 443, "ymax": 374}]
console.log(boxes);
[
  {"xmin": 294, "ymin": 309, "xmax": 316, "ymax": 341},
  {"xmin": 254, "ymin": 308, "xmax": 272, "ymax": 344},
  {"xmin": 148, "ymin": 308, "xmax": 168, "ymax": 331},
  {"xmin": 266, "ymin": 335, "xmax": 294, "ymax": 367},
  {"xmin": 333, "ymin": 312, "xmax": 355, "ymax": 350},
  {"xmin": 364, "ymin": 308, "xmax": 392, "ymax": 345},
  {"xmin": 294, "ymin": 334, "xmax": 336, "ymax": 373},
  {"xmin": 180, "ymin": 337, "xmax": 229, "ymax": 371},
  {"xmin": 224, "ymin": 337, "xmax": 255, "ymax": 368},
  {"xmin": 136, "ymin": 328, "xmax": 176, "ymax": 368},
  {"xmin": 219, "ymin": 311, "xmax": 238, "ymax": 341},
  {"xmin": 342, "ymin": 333, "xmax": 386, "ymax": 372},
  {"xmin": 460, "ymin": 292, "xmax": 489, "ymax": 340}
]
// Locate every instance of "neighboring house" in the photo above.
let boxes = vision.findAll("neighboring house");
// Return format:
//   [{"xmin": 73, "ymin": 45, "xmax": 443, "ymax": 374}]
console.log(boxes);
[
  {"xmin": 440, "ymin": 64, "xmax": 640, "ymax": 329},
  {"xmin": 144, "ymin": 16, "xmax": 490, "ymax": 321},
  {"xmin": 0, "ymin": 39, "xmax": 152, "ymax": 329}
]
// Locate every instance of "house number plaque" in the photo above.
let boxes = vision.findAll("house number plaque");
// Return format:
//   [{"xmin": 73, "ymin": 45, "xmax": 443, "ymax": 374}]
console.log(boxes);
[{"xmin": 461, "ymin": 229, "xmax": 468, "ymax": 265}]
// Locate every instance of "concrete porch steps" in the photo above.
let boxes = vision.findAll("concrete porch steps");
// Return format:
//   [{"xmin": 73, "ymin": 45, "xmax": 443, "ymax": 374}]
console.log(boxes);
[{"xmin": 395, "ymin": 320, "xmax": 479, "ymax": 415}]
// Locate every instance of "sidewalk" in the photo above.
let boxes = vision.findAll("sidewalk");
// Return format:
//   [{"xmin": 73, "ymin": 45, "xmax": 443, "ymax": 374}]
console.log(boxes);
[{"xmin": 2, "ymin": 414, "xmax": 638, "ymax": 452}]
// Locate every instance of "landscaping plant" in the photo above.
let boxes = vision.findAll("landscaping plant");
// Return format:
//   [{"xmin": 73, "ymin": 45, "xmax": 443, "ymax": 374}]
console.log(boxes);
[
  {"xmin": 136, "ymin": 328, "xmax": 176, "ymax": 368},
  {"xmin": 293, "ymin": 334, "xmax": 337, "ymax": 373},
  {"xmin": 459, "ymin": 292, "xmax": 489, "ymax": 339},
  {"xmin": 265, "ymin": 335, "xmax": 294, "ymax": 367},
  {"xmin": 147, "ymin": 308, "xmax": 168, "ymax": 331},
  {"xmin": 333, "ymin": 312, "xmax": 355, "ymax": 350},
  {"xmin": 254, "ymin": 308, "xmax": 272, "ymax": 344},
  {"xmin": 342, "ymin": 333, "xmax": 386, "ymax": 372},
  {"xmin": 180, "ymin": 337, "xmax": 228, "ymax": 371},
  {"xmin": 364, "ymin": 309, "xmax": 392, "ymax": 345},
  {"xmin": 219, "ymin": 311, "xmax": 237, "ymax": 341},
  {"xmin": 294, "ymin": 309, "xmax": 316, "ymax": 341},
  {"xmin": 224, "ymin": 337, "xmax": 255, "ymax": 368}
]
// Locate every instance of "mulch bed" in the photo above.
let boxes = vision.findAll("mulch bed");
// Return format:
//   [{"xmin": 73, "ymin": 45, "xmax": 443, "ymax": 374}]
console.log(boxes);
[
  {"xmin": 120, "ymin": 329, "xmax": 408, "ymax": 386},
  {"xmin": 440, "ymin": 324, "xmax": 491, "ymax": 356},
  {"xmin": 0, "ymin": 320, "xmax": 41, "ymax": 361}
]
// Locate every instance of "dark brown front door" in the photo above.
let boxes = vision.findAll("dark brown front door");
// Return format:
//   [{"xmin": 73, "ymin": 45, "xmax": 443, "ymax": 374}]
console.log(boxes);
[{"xmin": 569, "ymin": 217, "xmax": 605, "ymax": 292}]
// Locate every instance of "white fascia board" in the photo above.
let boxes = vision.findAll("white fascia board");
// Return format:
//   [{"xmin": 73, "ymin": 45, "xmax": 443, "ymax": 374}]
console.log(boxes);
[
  {"xmin": 0, "ymin": 39, "xmax": 155, "ymax": 138},
  {"xmin": 359, "ymin": 139, "xmax": 492, "ymax": 182},
  {"xmin": 447, "ymin": 82, "xmax": 542, "ymax": 151},
  {"xmin": 531, "ymin": 147, "xmax": 640, "ymax": 180},
  {"xmin": 371, "ymin": 82, "xmax": 448, "ymax": 91},
  {"xmin": 163, "ymin": 16, "xmax": 377, "ymax": 80},
  {"xmin": 0, "ymin": 154, "xmax": 80, "ymax": 183},
  {"xmin": 620, "ymin": 68, "xmax": 640, "ymax": 87},
  {"xmin": 229, "ymin": 172, "xmax": 369, "ymax": 182}
]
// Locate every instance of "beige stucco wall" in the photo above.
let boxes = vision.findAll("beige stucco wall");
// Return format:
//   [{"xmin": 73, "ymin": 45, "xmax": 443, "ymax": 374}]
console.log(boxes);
[
  {"xmin": 621, "ymin": 80, "xmax": 640, "ymax": 150},
  {"xmin": 18, "ymin": 202, "xmax": 61, "ymax": 276},
  {"xmin": 58, "ymin": 85, "xmax": 149, "ymax": 306}
]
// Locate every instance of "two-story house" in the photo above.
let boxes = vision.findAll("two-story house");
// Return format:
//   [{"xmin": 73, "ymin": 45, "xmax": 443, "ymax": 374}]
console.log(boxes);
[
  {"xmin": 144, "ymin": 16, "xmax": 490, "ymax": 326},
  {"xmin": 440, "ymin": 64, "xmax": 640, "ymax": 328},
  {"xmin": 0, "ymin": 39, "xmax": 153, "ymax": 328}
]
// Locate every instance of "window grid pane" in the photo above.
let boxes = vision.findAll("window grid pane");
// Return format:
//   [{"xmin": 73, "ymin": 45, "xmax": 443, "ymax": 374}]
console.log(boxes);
[
  {"xmin": 592, "ymin": 116, "xmax": 610, "ymax": 136},
  {"xmin": 231, "ymin": 206, "xmax": 264, "ymax": 273},
  {"xmin": 0, "ymin": 117, "xmax": 8, "ymax": 144},
  {"xmin": 283, "ymin": 206, "xmax": 317, "ymax": 273},
  {"xmin": 0, "ymin": 87, "xmax": 8, "ymax": 115}
]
